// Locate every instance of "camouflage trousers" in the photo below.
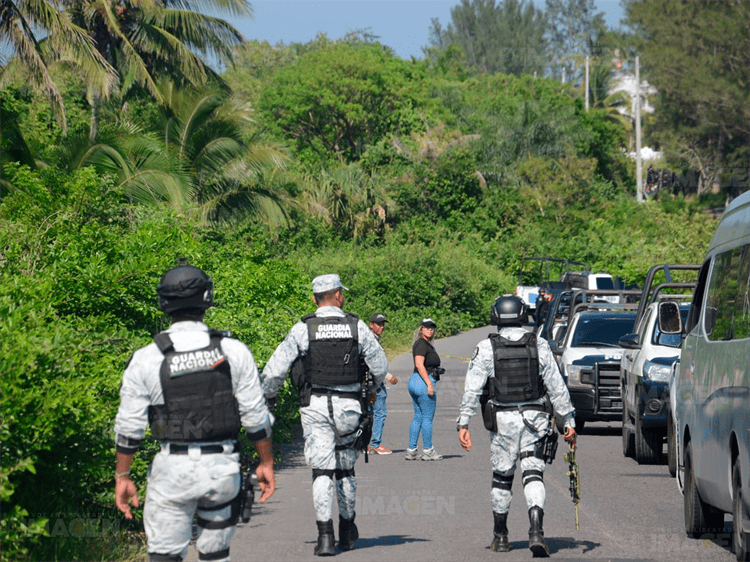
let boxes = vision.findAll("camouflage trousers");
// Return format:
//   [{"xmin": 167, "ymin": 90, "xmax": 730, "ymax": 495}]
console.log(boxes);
[
  {"xmin": 301, "ymin": 394, "xmax": 362, "ymax": 522},
  {"xmin": 490, "ymin": 410, "xmax": 549, "ymax": 515},
  {"xmin": 144, "ymin": 444, "xmax": 240, "ymax": 562}
]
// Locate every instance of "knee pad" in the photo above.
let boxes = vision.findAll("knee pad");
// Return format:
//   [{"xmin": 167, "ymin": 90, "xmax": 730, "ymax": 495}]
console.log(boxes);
[
  {"xmin": 197, "ymin": 494, "xmax": 239, "ymax": 530},
  {"xmin": 312, "ymin": 468, "xmax": 335, "ymax": 482},
  {"xmin": 198, "ymin": 548, "xmax": 229, "ymax": 561},
  {"xmin": 149, "ymin": 554, "xmax": 182, "ymax": 562},
  {"xmin": 335, "ymin": 468, "xmax": 355, "ymax": 480},
  {"xmin": 522, "ymin": 469, "xmax": 544, "ymax": 486},
  {"xmin": 492, "ymin": 471, "xmax": 514, "ymax": 491}
]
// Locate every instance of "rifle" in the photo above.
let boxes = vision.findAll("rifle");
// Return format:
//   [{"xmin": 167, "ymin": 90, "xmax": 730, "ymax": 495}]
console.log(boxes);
[{"xmin": 563, "ymin": 444, "xmax": 580, "ymax": 530}]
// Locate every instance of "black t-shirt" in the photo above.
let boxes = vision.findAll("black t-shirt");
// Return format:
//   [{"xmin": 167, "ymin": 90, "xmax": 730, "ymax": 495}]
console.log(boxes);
[{"xmin": 412, "ymin": 337, "xmax": 440, "ymax": 370}]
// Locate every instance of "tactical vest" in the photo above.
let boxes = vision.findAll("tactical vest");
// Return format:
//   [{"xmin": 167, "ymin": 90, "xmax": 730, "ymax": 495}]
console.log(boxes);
[
  {"xmin": 302, "ymin": 313, "xmax": 363, "ymax": 386},
  {"xmin": 488, "ymin": 332, "xmax": 544, "ymax": 404},
  {"xmin": 148, "ymin": 330, "xmax": 241, "ymax": 443}
]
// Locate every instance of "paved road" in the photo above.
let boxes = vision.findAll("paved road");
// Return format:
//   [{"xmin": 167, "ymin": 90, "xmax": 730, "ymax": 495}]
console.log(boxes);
[{"xmin": 186, "ymin": 325, "xmax": 737, "ymax": 561}]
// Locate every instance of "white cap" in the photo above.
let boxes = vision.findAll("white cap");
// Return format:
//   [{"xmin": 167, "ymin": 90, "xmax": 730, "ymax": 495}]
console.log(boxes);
[{"xmin": 312, "ymin": 274, "xmax": 349, "ymax": 294}]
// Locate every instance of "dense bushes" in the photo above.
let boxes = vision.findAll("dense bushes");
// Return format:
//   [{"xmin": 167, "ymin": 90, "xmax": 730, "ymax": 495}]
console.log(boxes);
[{"xmin": 0, "ymin": 165, "xmax": 312, "ymax": 561}]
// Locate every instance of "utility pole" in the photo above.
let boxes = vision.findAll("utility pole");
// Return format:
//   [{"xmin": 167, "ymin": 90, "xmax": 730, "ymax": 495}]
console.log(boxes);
[
  {"xmin": 585, "ymin": 56, "xmax": 589, "ymax": 111},
  {"xmin": 636, "ymin": 56, "xmax": 644, "ymax": 202}
]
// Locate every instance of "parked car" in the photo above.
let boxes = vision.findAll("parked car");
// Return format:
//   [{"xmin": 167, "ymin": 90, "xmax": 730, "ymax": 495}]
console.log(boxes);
[
  {"xmin": 620, "ymin": 300, "xmax": 690, "ymax": 464},
  {"xmin": 550, "ymin": 306, "xmax": 636, "ymax": 432},
  {"xmin": 669, "ymin": 190, "xmax": 750, "ymax": 556}
]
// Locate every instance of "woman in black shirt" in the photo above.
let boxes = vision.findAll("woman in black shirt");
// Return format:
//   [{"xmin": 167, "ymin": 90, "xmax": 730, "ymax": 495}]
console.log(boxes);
[{"xmin": 405, "ymin": 318, "xmax": 442, "ymax": 461}]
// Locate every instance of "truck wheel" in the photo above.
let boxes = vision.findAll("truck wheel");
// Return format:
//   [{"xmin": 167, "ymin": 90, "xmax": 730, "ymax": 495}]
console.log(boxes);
[
  {"xmin": 684, "ymin": 443, "xmax": 723, "ymax": 538},
  {"xmin": 622, "ymin": 400, "xmax": 634, "ymax": 458},
  {"xmin": 634, "ymin": 409, "xmax": 662, "ymax": 465},
  {"xmin": 667, "ymin": 415, "xmax": 677, "ymax": 477},
  {"xmin": 734, "ymin": 460, "xmax": 750, "ymax": 561}
]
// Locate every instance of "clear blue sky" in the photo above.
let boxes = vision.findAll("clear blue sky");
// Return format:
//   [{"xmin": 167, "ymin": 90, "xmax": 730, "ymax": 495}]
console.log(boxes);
[{"xmin": 227, "ymin": 0, "xmax": 627, "ymax": 60}]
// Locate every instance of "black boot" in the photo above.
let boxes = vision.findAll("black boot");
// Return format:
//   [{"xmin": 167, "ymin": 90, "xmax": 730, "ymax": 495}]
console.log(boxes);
[
  {"xmin": 338, "ymin": 512, "xmax": 359, "ymax": 551},
  {"xmin": 490, "ymin": 511, "xmax": 510, "ymax": 552},
  {"xmin": 314, "ymin": 520, "xmax": 335, "ymax": 556},
  {"xmin": 528, "ymin": 506, "xmax": 550, "ymax": 557}
]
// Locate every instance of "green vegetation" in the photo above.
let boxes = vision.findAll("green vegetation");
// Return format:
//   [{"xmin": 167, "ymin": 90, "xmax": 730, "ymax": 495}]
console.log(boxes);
[{"xmin": 1, "ymin": 1, "xmax": 745, "ymax": 560}]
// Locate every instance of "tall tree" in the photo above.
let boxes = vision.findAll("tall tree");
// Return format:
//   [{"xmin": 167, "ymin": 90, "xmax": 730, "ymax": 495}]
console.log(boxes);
[
  {"xmin": 427, "ymin": 0, "xmax": 548, "ymax": 77},
  {"xmin": 259, "ymin": 42, "xmax": 429, "ymax": 164},
  {"xmin": 545, "ymin": 0, "xmax": 606, "ymax": 83},
  {"xmin": 626, "ymin": 0, "xmax": 750, "ymax": 186},
  {"xmin": 0, "ymin": 0, "xmax": 117, "ymax": 132},
  {"xmin": 62, "ymin": 0, "xmax": 252, "ymax": 140}
]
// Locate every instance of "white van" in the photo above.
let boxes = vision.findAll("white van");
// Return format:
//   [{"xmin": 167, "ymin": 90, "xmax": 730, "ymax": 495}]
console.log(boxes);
[{"xmin": 670, "ymin": 190, "xmax": 750, "ymax": 559}]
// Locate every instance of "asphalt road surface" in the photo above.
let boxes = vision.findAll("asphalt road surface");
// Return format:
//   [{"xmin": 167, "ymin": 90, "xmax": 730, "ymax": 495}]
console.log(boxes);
[{"xmin": 186, "ymin": 325, "xmax": 738, "ymax": 561}]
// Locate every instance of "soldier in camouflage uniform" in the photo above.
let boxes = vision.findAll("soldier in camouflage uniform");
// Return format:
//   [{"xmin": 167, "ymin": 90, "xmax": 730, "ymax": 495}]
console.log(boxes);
[
  {"xmin": 114, "ymin": 263, "xmax": 275, "ymax": 562},
  {"xmin": 457, "ymin": 295, "xmax": 576, "ymax": 557},
  {"xmin": 262, "ymin": 274, "xmax": 388, "ymax": 556}
]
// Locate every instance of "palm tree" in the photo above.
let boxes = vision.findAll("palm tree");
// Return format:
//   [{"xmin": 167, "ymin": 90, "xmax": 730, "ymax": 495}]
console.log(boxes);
[
  {"xmin": 62, "ymin": 0, "xmax": 252, "ymax": 140},
  {"xmin": 299, "ymin": 164, "xmax": 395, "ymax": 239},
  {"xmin": 163, "ymin": 86, "xmax": 292, "ymax": 226},
  {"xmin": 0, "ymin": 0, "xmax": 117, "ymax": 132},
  {"xmin": 73, "ymin": 84, "xmax": 292, "ymax": 226}
]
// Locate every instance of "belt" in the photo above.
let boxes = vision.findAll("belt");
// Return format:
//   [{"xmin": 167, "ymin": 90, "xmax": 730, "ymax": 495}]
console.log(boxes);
[
  {"xmin": 493, "ymin": 403, "xmax": 548, "ymax": 413},
  {"xmin": 165, "ymin": 442, "xmax": 241, "ymax": 455},
  {"xmin": 311, "ymin": 389, "xmax": 360, "ymax": 400}
]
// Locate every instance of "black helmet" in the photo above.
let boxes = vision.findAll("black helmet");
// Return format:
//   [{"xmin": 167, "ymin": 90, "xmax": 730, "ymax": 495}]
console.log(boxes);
[
  {"xmin": 157, "ymin": 265, "xmax": 213, "ymax": 315},
  {"xmin": 491, "ymin": 295, "xmax": 526, "ymax": 326}
]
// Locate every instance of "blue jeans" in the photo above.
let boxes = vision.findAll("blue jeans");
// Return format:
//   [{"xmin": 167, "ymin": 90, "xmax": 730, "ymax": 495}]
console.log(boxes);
[
  {"xmin": 369, "ymin": 384, "xmax": 387, "ymax": 448},
  {"xmin": 408, "ymin": 373, "xmax": 437, "ymax": 449}
]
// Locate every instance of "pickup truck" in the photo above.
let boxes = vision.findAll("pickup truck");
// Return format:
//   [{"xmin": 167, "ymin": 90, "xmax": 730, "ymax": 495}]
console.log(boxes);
[
  {"xmin": 618, "ymin": 264, "xmax": 699, "ymax": 465},
  {"xmin": 551, "ymin": 305, "xmax": 636, "ymax": 432},
  {"xmin": 515, "ymin": 257, "xmax": 587, "ymax": 314},
  {"xmin": 620, "ymin": 300, "xmax": 690, "ymax": 464}
]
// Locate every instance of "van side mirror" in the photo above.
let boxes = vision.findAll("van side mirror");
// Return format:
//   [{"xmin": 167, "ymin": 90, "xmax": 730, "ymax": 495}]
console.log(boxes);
[
  {"xmin": 619, "ymin": 333, "xmax": 641, "ymax": 349},
  {"xmin": 658, "ymin": 301, "xmax": 682, "ymax": 335}
]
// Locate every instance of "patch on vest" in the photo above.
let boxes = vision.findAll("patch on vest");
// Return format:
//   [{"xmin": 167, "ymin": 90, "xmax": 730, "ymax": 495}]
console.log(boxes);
[
  {"xmin": 169, "ymin": 349, "xmax": 226, "ymax": 377},
  {"xmin": 313, "ymin": 323, "xmax": 353, "ymax": 340}
]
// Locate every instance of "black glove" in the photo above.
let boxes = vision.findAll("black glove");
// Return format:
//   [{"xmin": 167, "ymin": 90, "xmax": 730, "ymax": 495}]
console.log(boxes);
[{"xmin": 265, "ymin": 395, "xmax": 278, "ymax": 410}]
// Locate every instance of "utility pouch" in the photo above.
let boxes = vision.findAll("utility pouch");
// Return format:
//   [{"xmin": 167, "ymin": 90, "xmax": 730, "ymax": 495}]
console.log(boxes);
[
  {"xmin": 542, "ymin": 424, "xmax": 559, "ymax": 464},
  {"xmin": 297, "ymin": 383, "xmax": 312, "ymax": 408},
  {"xmin": 350, "ymin": 411, "xmax": 374, "ymax": 451},
  {"xmin": 290, "ymin": 356, "xmax": 312, "ymax": 407},
  {"xmin": 480, "ymin": 379, "xmax": 498, "ymax": 432},
  {"xmin": 481, "ymin": 402, "xmax": 498, "ymax": 432}
]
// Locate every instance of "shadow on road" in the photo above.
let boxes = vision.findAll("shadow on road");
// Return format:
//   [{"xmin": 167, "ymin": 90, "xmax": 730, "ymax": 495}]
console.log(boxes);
[
  {"xmin": 338, "ymin": 535, "xmax": 430, "ymax": 549},
  {"xmin": 494, "ymin": 537, "xmax": 601, "ymax": 554}
]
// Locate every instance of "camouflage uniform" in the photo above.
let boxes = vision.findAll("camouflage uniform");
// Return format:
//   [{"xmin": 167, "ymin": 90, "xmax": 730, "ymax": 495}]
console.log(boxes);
[
  {"xmin": 114, "ymin": 321, "xmax": 273, "ymax": 562},
  {"xmin": 261, "ymin": 305, "xmax": 387, "ymax": 523},
  {"xmin": 458, "ymin": 326, "xmax": 575, "ymax": 515}
]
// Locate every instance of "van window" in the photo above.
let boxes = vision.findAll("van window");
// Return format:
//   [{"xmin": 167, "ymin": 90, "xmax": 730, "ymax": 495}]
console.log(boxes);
[
  {"xmin": 735, "ymin": 246, "xmax": 750, "ymax": 339},
  {"xmin": 687, "ymin": 261, "xmax": 710, "ymax": 334},
  {"xmin": 706, "ymin": 246, "xmax": 746, "ymax": 341},
  {"xmin": 595, "ymin": 277, "xmax": 614, "ymax": 290}
]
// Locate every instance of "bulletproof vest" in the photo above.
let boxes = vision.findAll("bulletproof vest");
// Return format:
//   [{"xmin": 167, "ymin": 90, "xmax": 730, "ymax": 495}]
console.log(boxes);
[
  {"xmin": 148, "ymin": 330, "xmax": 240, "ymax": 443},
  {"xmin": 302, "ymin": 313, "xmax": 363, "ymax": 386},
  {"xmin": 488, "ymin": 332, "xmax": 544, "ymax": 404}
]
